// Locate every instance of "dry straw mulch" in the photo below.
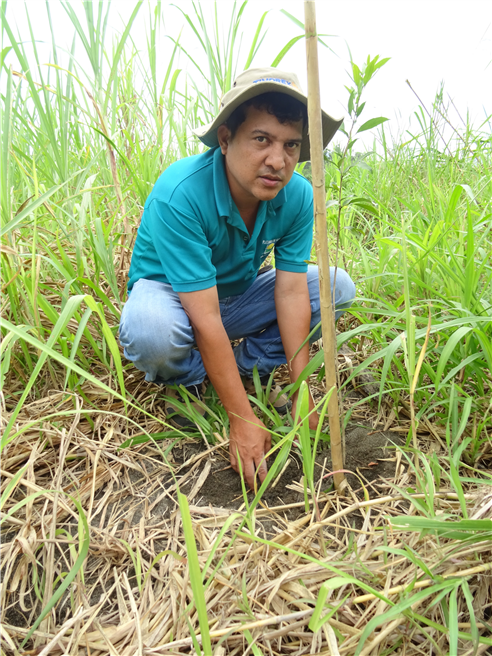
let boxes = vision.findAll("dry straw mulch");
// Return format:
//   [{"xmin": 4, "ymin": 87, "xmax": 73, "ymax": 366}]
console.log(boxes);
[{"xmin": 1, "ymin": 380, "xmax": 492, "ymax": 656}]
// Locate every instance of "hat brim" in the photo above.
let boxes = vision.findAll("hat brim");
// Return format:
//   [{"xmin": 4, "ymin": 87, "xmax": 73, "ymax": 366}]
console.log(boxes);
[{"xmin": 193, "ymin": 81, "xmax": 343, "ymax": 163}]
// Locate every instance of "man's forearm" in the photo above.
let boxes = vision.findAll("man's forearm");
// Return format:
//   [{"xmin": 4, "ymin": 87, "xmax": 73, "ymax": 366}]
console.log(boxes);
[
  {"xmin": 274, "ymin": 273, "xmax": 319, "ymax": 429},
  {"xmin": 275, "ymin": 286, "xmax": 312, "ymax": 386},
  {"xmin": 178, "ymin": 288, "xmax": 271, "ymax": 488},
  {"xmin": 191, "ymin": 316, "xmax": 255, "ymax": 420}
]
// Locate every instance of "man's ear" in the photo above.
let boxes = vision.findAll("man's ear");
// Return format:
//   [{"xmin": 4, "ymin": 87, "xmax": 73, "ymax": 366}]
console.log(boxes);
[{"xmin": 217, "ymin": 124, "xmax": 231, "ymax": 154}]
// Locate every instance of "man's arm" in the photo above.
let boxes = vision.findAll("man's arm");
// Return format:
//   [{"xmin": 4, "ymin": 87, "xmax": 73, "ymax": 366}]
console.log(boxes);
[
  {"xmin": 274, "ymin": 270, "xmax": 319, "ymax": 429},
  {"xmin": 178, "ymin": 287, "xmax": 271, "ymax": 489}
]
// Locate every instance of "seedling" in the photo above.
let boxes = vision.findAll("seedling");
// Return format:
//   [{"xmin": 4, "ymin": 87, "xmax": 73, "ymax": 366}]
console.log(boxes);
[{"xmin": 294, "ymin": 381, "xmax": 332, "ymax": 517}]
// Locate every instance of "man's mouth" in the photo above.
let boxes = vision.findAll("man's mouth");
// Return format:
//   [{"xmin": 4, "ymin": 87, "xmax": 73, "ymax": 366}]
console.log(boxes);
[{"xmin": 259, "ymin": 175, "xmax": 282, "ymax": 187}]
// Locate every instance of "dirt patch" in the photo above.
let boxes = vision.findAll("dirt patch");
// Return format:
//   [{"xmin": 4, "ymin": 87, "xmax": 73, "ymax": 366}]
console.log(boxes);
[{"xmin": 172, "ymin": 423, "xmax": 404, "ymax": 515}]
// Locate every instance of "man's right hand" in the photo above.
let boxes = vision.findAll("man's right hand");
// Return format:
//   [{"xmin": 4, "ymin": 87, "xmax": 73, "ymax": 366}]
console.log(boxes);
[
  {"xmin": 229, "ymin": 414, "xmax": 271, "ymax": 491},
  {"xmin": 178, "ymin": 287, "xmax": 272, "ymax": 491}
]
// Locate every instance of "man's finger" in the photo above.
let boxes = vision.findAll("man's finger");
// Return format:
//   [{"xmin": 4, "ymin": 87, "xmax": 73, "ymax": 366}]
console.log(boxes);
[
  {"xmin": 229, "ymin": 444, "xmax": 239, "ymax": 473},
  {"xmin": 245, "ymin": 460, "xmax": 256, "ymax": 491},
  {"xmin": 256, "ymin": 460, "xmax": 268, "ymax": 485}
]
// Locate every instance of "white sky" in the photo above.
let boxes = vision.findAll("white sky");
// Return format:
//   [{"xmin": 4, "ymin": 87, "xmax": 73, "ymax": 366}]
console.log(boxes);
[{"xmin": 5, "ymin": 0, "xmax": 492, "ymax": 148}]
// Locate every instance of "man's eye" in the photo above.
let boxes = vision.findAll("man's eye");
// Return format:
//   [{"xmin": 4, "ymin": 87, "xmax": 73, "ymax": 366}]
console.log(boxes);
[
  {"xmin": 286, "ymin": 142, "xmax": 300, "ymax": 150},
  {"xmin": 256, "ymin": 136, "xmax": 267, "ymax": 143}
]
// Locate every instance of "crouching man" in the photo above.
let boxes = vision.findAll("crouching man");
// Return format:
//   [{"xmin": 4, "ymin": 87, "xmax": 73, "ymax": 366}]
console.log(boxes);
[{"xmin": 119, "ymin": 67, "xmax": 356, "ymax": 489}]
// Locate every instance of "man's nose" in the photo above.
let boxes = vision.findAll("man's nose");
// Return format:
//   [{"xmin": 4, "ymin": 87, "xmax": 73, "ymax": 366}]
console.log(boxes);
[{"xmin": 264, "ymin": 144, "xmax": 285, "ymax": 170}]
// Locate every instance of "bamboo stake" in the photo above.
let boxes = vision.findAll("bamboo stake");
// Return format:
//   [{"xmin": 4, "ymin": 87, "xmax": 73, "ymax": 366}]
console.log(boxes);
[{"xmin": 304, "ymin": 0, "xmax": 347, "ymax": 492}]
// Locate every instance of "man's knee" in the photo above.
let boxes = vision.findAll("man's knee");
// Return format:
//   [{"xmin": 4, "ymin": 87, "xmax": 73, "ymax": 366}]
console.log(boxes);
[
  {"xmin": 306, "ymin": 264, "xmax": 355, "ymax": 328},
  {"xmin": 119, "ymin": 292, "xmax": 194, "ymax": 369},
  {"xmin": 332, "ymin": 268, "xmax": 356, "ymax": 307},
  {"xmin": 307, "ymin": 265, "xmax": 320, "ymax": 304}
]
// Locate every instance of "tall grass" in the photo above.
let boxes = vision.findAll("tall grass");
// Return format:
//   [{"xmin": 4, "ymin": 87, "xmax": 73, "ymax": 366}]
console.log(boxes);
[{"xmin": 1, "ymin": 1, "xmax": 491, "ymax": 653}]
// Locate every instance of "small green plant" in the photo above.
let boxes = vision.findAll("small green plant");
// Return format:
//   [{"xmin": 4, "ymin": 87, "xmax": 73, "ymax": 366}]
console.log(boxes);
[
  {"xmin": 178, "ymin": 491, "xmax": 213, "ymax": 656},
  {"xmin": 325, "ymin": 54, "xmax": 390, "ymax": 263},
  {"xmin": 295, "ymin": 381, "xmax": 331, "ymax": 517},
  {"xmin": 4, "ymin": 489, "xmax": 91, "ymax": 649}
]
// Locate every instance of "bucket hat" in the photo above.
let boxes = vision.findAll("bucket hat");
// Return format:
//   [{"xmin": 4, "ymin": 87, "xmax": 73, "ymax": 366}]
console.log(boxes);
[{"xmin": 193, "ymin": 67, "xmax": 343, "ymax": 163}]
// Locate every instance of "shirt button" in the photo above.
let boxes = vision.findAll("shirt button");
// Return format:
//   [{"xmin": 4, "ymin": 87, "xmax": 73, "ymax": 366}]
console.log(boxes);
[{"xmin": 243, "ymin": 236, "xmax": 249, "ymax": 242}]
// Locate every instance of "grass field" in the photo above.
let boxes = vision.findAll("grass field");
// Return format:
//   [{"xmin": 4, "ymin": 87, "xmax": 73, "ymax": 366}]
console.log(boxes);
[{"xmin": 1, "ymin": 2, "xmax": 492, "ymax": 654}]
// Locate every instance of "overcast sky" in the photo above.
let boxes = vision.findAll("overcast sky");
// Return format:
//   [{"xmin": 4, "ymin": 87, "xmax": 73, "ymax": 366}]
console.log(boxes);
[{"xmin": 5, "ymin": 0, "xmax": 492, "ymax": 148}]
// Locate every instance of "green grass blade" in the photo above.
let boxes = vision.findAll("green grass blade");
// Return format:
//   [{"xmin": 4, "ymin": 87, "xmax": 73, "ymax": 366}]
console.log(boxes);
[
  {"xmin": 0, "ymin": 465, "xmax": 28, "ymax": 511},
  {"xmin": 448, "ymin": 585, "xmax": 458, "ymax": 656},
  {"xmin": 244, "ymin": 10, "xmax": 269, "ymax": 68},
  {"xmin": 83, "ymin": 295, "xmax": 126, "ymax": 402},
  {"xmin": 21, "ymin": 493, "xmax": 90, "ymax": 647},
  {"xmin": 1, "ymin": 172, "xmax": 80, "ymax": 236},
  {"xmin": 389, "ymin": 517, "xmax": 491, "ymax": 534},
  {"xmin": 0, "ymin": 314, "xmax": 128, "ymax": 450},
  {"xmin": 435, "ymin": 326, "xmax": 473, "ymax": 390},
  {"xmin": 178, "ymin": 491, "xmax": 212, "ymax": 655},
  {"xmin": 461, "ymin": 579, "xmax": 479, "ymax": 653},
  {"xmin": 354, "ymin": 582, "xmax": 459, "ymax": 656},
  {"xmin": 271, "ymin": 35, "xmax": 305, "ymax": 68}
]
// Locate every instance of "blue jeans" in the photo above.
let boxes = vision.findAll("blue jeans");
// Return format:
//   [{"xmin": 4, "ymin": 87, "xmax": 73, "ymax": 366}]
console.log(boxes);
[{"xmin": 119, "ymin": 266, "xmax": 356, "ymax": 387}]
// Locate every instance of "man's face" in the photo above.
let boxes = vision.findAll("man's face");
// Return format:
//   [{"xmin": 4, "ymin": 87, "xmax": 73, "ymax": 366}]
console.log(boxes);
[{"xmin": 217, "ymin": 105, "xmax": 303, "ymax": 212}]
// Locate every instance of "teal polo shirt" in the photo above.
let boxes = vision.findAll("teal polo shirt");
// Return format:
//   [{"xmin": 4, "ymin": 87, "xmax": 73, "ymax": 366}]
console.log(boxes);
[{"xmin": 128, "ymin": 147, "xmax": 314, "ymax": 299}]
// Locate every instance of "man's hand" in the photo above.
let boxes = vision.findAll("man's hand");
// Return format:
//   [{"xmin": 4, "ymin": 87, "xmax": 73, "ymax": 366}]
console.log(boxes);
[
  {"xmin": 229, "ymin": 414, "xmax": 271, "ymax": 491},
  {"xmin": 179, "ymin": 287, "xmax": 272, "ymax": 489}
]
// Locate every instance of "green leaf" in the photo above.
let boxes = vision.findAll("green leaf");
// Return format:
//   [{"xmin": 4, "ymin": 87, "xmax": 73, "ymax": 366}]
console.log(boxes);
[
  {"xmin": 0, "ymin": 45, "xmax": 12, "ymax": 68},
  {"xmin": 389, "ymin": 517, "xmax": 491, "ymax": 535},
  {"xmin": 356, "ymin": 117, "xmax": 389, "ymax": 133},
  {"xmin": 461, "ymin": 580, "xmax": 479, "ymax": 652},
  {"xmin": 351, "ymin": 62, "xmax": 361, "ymax": 87},
  {"xmin": 435, "ymin": 326, "xmax": 473, "ymax": 390},
  {"xmin": 178, "ymin": 492, "xmax": 212, "ymax": 655},
  {"xmin": 354, "ymin": 582, "xmax": 459, "ymax": 656},
  {"xmin": 373, "ymin": 56, "xmax": 391, "ymax": 70},
  {"xmin": 243, "ymin": 629, "xmax": 264, "ymax": 655},
  {"xmin": 1, "ymin": 171, "xmax": 81, "ymax": 237},
  {"xmin": 245, "ymin": 11, "xmax": 269, "ymax": 68},
  {"xmin": 347, "ymin": 90, "xmax": 355, "ymax": 116},
  {"xmin": 271, "ymin": 35, "xmax": 305, "ymax": 67},
  {"xmin": 449, "ymin": 459, "xmax": 469, "ymax": 519},
  {"xmin": 21, "ymin": 493, "xmax": 90, "ymax": 647},
  {"xmin": 83, "ymin": 295, "xmax": 126, "ymax": 403},
  {"xmin": 279, "ymin": 9, "xmax": 304, "ymax": 30},
  {"xmin": 449, "ymin": 586, "xmax": 458, "ymax": 656},
  {"xmin": 0, "ymin": 465, "xmax": 28, "ymax": 512},
  {"xmin": 103, "ymin": 2, "xmax": 142, "ymax": 112},
  {"xmin": 309, "ymin": 578, "xmax": 351, "ymax": 632}
]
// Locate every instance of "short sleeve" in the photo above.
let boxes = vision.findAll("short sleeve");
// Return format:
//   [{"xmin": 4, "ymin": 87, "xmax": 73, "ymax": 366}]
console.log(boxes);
[
  {"xmin": 274, "ymin": 192, "xmax": 314, "ymax": 273},
  {"xmin": 147, "ymin": 198, "xmax": 217, "ymax": 292}
]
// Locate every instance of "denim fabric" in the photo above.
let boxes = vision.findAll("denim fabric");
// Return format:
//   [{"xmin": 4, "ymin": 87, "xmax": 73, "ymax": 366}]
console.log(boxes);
[{"xmin": 119, "ymin": 265, "xmax": 356, "ymax": 387}]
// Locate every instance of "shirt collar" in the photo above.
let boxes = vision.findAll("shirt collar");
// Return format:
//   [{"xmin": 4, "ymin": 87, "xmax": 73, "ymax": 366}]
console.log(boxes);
[
  {"xmin": 271, "ymin": 185, "xmax": 287, "ymax": 212},
  {"xmin": 213, "ymin": 147, "xmax": 232, "ymax": 218}
]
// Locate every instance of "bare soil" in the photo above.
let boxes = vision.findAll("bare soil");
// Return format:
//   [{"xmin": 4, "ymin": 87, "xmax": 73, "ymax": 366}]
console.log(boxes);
[{"xmin": 171, "ymin": 424, "xmax": 404, "ymax": 513}]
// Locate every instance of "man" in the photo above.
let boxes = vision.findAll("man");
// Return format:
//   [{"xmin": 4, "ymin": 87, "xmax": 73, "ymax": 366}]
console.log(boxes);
[{"xmin": 119, "ymin": 67, "xmax": 356, "ymax": 490}]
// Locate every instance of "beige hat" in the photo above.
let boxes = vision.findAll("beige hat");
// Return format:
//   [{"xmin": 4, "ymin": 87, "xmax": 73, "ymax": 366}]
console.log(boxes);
[{"xmin": 193, "ymin": 67, "xmax": 344, "ymax": 163}]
